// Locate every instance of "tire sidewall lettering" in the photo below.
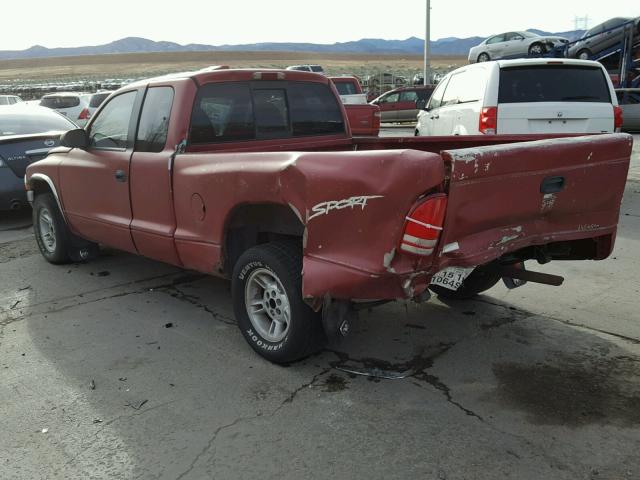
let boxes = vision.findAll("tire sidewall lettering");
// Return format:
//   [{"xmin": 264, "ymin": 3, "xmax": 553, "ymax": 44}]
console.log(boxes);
[
  {"xmin": 246, "ymin": 328, "xmax": 287, "ymax": 351},
  {"xmin": 238, "ymin": 261, "xmax": 276, "ymax": 281}
]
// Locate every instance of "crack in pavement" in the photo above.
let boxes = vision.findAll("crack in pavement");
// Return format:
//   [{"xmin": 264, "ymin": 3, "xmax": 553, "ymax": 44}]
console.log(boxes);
[
  {"xmin": 59, "ymin": 400, "xmax": 177, "ymax": 473},
  {"xmin": 329, "ymin": 344, "xmax": 485, "ymax": 420},
  {"xmin": 158, "ymin": 285, "xmax": 236, "ymax": 326},
  {"xmin": 174, "ymin": 367, "xmax": 332, "ymax": 480}
]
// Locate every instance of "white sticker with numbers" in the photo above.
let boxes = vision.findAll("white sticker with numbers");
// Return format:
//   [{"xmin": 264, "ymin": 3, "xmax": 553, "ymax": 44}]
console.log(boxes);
[{"xmin": 430, "ymin": 267, "xmax": 475, "ymax": 291}]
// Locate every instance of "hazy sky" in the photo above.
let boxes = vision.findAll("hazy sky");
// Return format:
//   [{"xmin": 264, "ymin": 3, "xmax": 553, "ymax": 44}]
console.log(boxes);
[{"xmin": 2, "ymin": 0, "xmax": 638, "ymax": 50}]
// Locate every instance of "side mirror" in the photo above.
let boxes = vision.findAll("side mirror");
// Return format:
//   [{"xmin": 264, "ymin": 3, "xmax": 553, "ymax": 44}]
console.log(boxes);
[
  {"xmin": 61, "ymin": 128, "xmax": 88, "ymax": 149},
  {"xmin": 416, "ymin": 99, "xmax": 427, "ymax": 110}
]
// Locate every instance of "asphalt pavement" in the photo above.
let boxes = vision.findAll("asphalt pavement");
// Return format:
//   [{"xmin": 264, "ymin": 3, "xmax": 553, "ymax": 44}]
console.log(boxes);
[{"xmin": 1, "ymin": 132, "xmax": 639, "ymax": 479}]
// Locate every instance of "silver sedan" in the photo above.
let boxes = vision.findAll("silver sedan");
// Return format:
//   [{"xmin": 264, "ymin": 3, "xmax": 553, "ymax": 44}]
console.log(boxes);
[{"xmin": 468, "ymin": 31, "xmax": 569, "ymax": 63}]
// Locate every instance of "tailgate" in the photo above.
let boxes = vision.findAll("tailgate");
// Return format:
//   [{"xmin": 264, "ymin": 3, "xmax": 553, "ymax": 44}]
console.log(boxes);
[
  {"xmin": 435, "ymin": 134, "xmax": 632, "ymax": 269},
  {"xmin": 498, "ymin": 103, "xmax": 614, "ymax": 134}
]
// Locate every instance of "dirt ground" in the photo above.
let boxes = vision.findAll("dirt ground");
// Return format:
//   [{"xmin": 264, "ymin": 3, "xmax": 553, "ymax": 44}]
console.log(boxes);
[{"xmin": 0, "ymin": 51, "xmax": 466, "ymax": 82}]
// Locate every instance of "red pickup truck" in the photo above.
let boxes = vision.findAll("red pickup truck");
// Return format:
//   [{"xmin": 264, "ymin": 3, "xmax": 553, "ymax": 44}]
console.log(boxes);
[
  {"xmin": 329, "ymin": 76, "xmax": 380, "ymax": 136},
  {"xmin": 25, "ymin": 67, "xmax": 632, "ymax": 363}
]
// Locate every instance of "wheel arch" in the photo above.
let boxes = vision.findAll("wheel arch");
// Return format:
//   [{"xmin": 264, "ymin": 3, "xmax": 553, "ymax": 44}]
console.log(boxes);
[
  {"xmin": 222, "ymin": 202, "xmax": 305, "ymax": 276},
  {"xmin": 29, "ymin": 173, "xmax": 67, "ymax": 222}
]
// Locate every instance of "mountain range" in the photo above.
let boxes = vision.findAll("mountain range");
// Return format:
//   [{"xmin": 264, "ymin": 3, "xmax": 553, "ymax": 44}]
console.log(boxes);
[{"xmin": 0, "ymin": 29, "xmax": 585, "ymax": 61}]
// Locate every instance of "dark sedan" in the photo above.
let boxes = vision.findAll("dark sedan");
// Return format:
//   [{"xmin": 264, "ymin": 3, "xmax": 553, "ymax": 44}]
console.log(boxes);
[
  {"xmin": 569, "ymin": 17, "xmax": 640, "ymax": 60},
  {"xmin": 0, "ymin": 104, "xmax": 76, "ymax": 210}
]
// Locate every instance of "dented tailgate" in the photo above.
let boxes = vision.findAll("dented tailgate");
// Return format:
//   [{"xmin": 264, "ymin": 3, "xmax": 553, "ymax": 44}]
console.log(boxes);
[{"xmin": 435, "ymin": 134, "xmax": 632, "ymax": 269}]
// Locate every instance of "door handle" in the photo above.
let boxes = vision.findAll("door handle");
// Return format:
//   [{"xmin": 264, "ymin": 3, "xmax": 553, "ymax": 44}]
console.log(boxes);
[
  {"xmin": 430, "ymin": 115, "xmax": 439, "ymax": 120},
  {"xmin": 540, "ymin": 176, "xmax": 565, "ymax": 194},
  {"xmin": 114, "ymin": 170, "xmax": 127, "ymax": 182}
]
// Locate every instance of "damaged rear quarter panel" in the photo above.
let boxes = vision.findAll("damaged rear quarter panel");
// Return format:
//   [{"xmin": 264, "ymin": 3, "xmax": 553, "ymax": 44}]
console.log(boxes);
[{"xmin": 172, "ymin": 148, "xmax": 445, "ymax": 300}]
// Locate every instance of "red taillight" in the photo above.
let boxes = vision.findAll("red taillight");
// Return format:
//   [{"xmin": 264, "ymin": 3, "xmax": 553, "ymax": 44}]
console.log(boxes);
[
  {"xmin": 78, "ymin": 107, "xmax": 91, "ymax": 120},
  {"xmin": 400, "ymin": 194, "xmax": 448, "ymax": 256},
  {"xmin": 479, "ymin": 106, "xmax": 497, "ymax": 134},
  {"xmin": 614, "ymin": 105, "xmax": 623, "ymax": 130}
]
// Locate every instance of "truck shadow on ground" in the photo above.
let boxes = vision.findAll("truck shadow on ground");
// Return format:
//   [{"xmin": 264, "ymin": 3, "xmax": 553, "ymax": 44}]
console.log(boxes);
[{"xmin": 20, "ymin": 250, "xmax": 640, "ymax": 434}]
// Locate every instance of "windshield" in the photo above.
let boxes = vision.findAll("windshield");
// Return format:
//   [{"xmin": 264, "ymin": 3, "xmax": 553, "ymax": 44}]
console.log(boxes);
[{"xmin": 0, "ymin": 107, "xmax": 76, "ymax": 136}]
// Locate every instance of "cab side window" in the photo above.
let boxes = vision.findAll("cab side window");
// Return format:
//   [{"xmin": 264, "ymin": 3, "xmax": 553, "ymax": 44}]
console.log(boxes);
[
  {"xmin": 136, "ymin": 87, "xmax": 174, "ymax": 153},
  {"xmin": 89, "ymin": 91, "xmax": 137, "ymax": 150}
]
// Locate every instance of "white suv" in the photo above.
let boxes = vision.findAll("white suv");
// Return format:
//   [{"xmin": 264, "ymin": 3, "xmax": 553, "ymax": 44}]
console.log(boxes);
[
  {"xmin": 416, "ymin": 59, "xmax": 621, "ymax": 136},
  {"xmin": 39, "ymin": 92, "xmax": 92, "ymax": 127}
]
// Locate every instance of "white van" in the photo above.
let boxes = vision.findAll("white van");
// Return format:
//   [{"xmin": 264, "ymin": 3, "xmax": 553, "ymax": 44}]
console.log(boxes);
[{"xmin": 416, "ymin": 59, "xmax": 622, "ymax": 136}]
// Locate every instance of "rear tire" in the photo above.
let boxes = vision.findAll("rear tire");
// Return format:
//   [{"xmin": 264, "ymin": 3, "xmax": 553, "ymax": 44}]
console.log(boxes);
[
  {"xmin": 33, "ymin": 193, "xmax": 72, "ymax": 264},
  {"xmin": 477, "ymin": 52, "xmax": 490, "ymax": 62},
  {"xmin": 576, "ymin": 49, "xmax": 591, "ymax": 60},
  {"xmin": 232, "ymin": 241, "xmax": 325, "ymax": 364},
  {"xmin": 430, "ymin": 264, "xmax": 501, "ymax": 300}
]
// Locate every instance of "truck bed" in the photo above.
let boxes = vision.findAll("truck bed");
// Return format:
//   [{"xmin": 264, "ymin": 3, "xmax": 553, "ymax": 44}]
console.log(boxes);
[{"xmin": 178, "ymin": 133, "xmax": 632, "ymax": 300}]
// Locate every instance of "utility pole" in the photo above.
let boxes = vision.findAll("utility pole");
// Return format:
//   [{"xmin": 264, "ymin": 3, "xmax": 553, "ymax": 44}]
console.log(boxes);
[{"xmin": 423, "ymin": 0, "xmax": 431, "ymax": 85}]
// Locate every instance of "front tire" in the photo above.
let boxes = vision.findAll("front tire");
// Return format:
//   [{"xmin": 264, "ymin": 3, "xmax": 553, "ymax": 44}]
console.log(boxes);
[
  {"xmin": 528, "ymin": 43, "xmax": 545, "ymax": 57},
  {"xmin": 232, "ymin": 241, "xmax": 325, "ymax": 364},
  {"xmin": 477, "ymin": 52, "xmax": 490, "ymax": 62},
  {"xmin": 33, "ymin": 193, "xmax": 72, "ymax": 264}
]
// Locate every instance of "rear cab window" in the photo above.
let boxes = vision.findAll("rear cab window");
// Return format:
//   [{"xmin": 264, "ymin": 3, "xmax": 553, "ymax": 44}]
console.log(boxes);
[
  {"xmin": 189, "ymin": 81, "xmax": 345, "ymax": 144},
  {"xmin": 498, "ymin": 65, "xmax": 612, "ymax": 104}
]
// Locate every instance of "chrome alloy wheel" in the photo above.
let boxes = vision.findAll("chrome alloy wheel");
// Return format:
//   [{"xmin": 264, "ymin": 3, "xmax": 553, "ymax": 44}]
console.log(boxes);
[
  {"xmin": 244, "ymin": 268, "xmax": 291, "ymax": 342},
  {"xmin": 38, "ymin": 207, "xmax": 56, "ymax": 253}
]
